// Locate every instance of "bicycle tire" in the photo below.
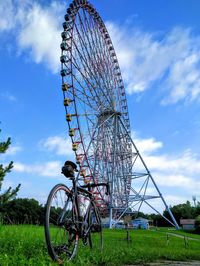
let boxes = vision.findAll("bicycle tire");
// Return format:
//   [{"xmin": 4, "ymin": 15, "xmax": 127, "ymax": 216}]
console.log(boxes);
[
  {"xmin": 44, "ymin": 184, "xmax": 79, "ymax": 263},
  {"xmin": 88, "ymin": 202, "xmax": 103, "ymax": 250}
]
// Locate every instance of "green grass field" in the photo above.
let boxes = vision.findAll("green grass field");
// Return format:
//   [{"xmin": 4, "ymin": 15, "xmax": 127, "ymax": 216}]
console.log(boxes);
[{"xmin": 0, "ymin": 225, "xmax": 200, "ymax": 265}]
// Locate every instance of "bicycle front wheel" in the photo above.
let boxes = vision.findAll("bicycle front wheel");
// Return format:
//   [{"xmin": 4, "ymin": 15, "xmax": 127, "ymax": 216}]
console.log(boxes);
[
  {"xmin": 44, "ymin": 184, "xmax": 79, "ymax": 263},
  {"xmin": 88, "ymin": 203, "xmax": 103, "ymax": 250}
]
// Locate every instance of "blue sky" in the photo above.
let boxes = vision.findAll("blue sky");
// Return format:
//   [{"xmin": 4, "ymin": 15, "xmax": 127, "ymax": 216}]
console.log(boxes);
[{"xmin": 0, "ymin": 0, "xmax": 200, "ymax": 212}]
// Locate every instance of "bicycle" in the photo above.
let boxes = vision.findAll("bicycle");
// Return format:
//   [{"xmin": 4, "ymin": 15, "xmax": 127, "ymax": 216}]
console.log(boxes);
[{"xmin": 44, "ymin": 160, "xmax": 109, "ymax": 263}]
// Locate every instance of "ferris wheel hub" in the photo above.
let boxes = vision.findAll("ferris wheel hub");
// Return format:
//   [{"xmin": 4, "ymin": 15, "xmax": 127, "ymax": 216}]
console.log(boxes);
[{"xmin": 98, "ymin": 110, "xmax": 121, "ymax": 118}]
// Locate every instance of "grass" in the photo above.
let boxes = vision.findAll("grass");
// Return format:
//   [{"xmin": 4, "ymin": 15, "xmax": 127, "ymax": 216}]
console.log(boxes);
[{"xmin": 0, "ymin": 225, "xmax": 200, "ymax": 265}]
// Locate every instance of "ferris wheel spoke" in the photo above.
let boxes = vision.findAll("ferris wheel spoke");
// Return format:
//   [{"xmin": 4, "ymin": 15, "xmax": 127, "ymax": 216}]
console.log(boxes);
[
  {"xmin": 84, "ymin": 115, "xmax": 115, "ymax": 170},
  {"xmin": 77, "ymin": 121, "xmax": 99, "ymax": 163},
  {"xmin": 77, "ymin": 10, "xmax": 101, "ymax": 69},
  {"xmin": 88, "ymin": 15, "xmax": 118, "ymax": 99},
  {"xmin": 71, "ymin": 52, "xmax": 100, "ymax": 103},
  {"xmin": 85, "ymin": 11, "xmax": 114, "ymax": 81},
  {"xmin": 71, "ymin": 64, "xmax": 100, "ymax": 108},
  {"xmin": 76, "ymin": 10, "xmax": 114, "ymax": 108},
  {"xmin": 85, "ymin": 33, "xmax": 116, "ymax": 107},
  {"xmin": 71, "ymin": 29, "xmax": 109, "ymax": 108},
  {"xmin": 73, "ymin": 15, "xmax": 103, "ymax": 87},
  {"xmin": 72, "ymin": 34, "xmax": 99, "ymax": 87},
  {"xmin": 71, "ymin": 86, "xmax": 96, "ymax": 111},
  {"xmin": 90, "ymin": 28, "xmax": 120, "ymax": 104}
]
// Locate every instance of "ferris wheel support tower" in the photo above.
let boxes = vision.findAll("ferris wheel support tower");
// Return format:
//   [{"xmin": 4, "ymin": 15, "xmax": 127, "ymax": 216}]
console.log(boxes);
[{"xmin": 107, "ymin": 113, "xmax": 179, "ymax": 229}]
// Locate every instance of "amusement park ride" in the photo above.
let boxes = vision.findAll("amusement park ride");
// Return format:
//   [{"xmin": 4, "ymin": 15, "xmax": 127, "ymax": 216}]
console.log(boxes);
[{"xmin": 60, "ymin": 0, "xmax": 179, "ymax": 229}]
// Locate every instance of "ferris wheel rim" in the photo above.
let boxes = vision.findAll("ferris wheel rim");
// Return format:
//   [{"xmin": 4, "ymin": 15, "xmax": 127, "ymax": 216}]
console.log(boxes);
[{"xmin": 61, "ymin": 1, "xmax": 130, "ymax": 121}]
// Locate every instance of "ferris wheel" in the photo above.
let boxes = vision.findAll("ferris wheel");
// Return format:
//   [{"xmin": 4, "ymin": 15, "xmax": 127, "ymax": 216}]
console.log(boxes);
[
  {"xmin": 60, "ymin": 0, "xmax": 132, "ymax": 212},
  {"xmin": 60, "ymin": 0, "xmax": 179, "ymax": 229}
]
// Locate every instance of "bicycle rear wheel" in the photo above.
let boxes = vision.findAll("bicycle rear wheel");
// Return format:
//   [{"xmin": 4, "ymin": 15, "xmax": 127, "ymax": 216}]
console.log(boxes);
[
  {"xmin": 88, "ymin": 203, "xmax": 103, "ymax": 250},
  {"xmin": 44, "ymin": 184, "xmax": 79, "ymax": 263}
]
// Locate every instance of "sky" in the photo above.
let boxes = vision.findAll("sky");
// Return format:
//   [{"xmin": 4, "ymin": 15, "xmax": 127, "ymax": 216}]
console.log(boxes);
[{"xmin": 0, "ymin": 0, "xmax": 200, "ymax": 213}]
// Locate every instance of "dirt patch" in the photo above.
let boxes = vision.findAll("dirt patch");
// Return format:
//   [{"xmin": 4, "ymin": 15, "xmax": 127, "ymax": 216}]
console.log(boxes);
[
  {"xmin": 148, "ymin": 261, "xmax": 200, "ymax": 265},
  {"xmin": 126, "ymin": 261, "xmax": 200, "ymax": 266}
]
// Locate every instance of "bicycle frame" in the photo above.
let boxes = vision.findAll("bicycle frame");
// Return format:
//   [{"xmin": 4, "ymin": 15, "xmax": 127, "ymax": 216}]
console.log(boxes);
[{"xmin": 59, "ymin": 177, "xmax": 108, "ymax": 238}]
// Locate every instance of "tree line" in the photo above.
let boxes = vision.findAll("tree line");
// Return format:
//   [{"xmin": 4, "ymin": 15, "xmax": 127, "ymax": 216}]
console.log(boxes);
[
  {"xmin": 0, "ymin": 198, "xmax": 45, "ymax": 225},
  {"xmin": 137, "ymin": 201, "xmax": 200, "ymax": 231},
  {"xmin": 1, "ymin": 197, "xmax": 200, "ymax": 229}
]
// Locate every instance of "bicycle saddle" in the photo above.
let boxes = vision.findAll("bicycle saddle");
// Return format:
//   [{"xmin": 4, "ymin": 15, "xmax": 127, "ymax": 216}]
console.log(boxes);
[{"xmin": 62, "ymin": 160, "xmax": 78, "ymax": 178}]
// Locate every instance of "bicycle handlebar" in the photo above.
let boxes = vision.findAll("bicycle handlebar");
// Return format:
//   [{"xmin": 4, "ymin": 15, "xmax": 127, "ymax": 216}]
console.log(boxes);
[{"xmin": 80, "ymin": 182, "xmax": 110, "ymax": 195}]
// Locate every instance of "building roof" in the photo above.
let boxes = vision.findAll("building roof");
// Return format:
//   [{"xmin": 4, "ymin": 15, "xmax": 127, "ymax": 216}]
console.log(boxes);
[{"xmin": 180, "ymin": 219, "xmax": 195, "ymax": 225}]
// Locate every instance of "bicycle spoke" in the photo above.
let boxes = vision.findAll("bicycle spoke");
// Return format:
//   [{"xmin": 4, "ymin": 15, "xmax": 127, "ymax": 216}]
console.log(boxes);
[{"xmin": 44, "ymin": 184, "xmax": 79, "ymax": 263}]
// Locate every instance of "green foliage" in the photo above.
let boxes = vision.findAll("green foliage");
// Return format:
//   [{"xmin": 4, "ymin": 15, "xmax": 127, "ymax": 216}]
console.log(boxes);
[
  {"xmin": 194, "ymin": 202, "xmax": 200, "ymax": 217},
  {"xmin": 163, "ymin": 201, "xmax": 195, "ymax": 226},
  {"xmin": 147, "ymin": 213, "xmax": 167, "ymax": 227},
  {"xmin": 0, "ymin": 129, "xmax": 21, "ymax": 207},
  {"xmin": 1, "ymin": 198, "xmax": 45, "ymax": 225},
  {"xmin": 131, "ymin": 211, "xmax": 148, "ymax": 219},
  {"xmin": 139, "ymin": 200, "xmax": 200, "ymax": 228},
  {"xmin": 0, "ymin": 135, "xmax": 11, "ymax": 153}
]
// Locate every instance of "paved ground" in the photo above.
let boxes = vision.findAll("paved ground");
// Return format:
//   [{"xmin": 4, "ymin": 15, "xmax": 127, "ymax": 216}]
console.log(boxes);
[
  {"xmin": 147, "ymin": 261, "xmax": 200, "ymax": 266},
  {"xmin": 127, "ymin": 261, "xmax": 200, "ymax": 266}
]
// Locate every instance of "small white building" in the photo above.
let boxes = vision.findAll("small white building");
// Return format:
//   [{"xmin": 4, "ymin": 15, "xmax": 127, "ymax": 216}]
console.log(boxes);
[
  {"xmin": 180, "ymin": 219, "xmax": 195, "ymax": 230},
  {"xmin": 132, "ymin": 217, "xmax": 149, "ymax": 229}
]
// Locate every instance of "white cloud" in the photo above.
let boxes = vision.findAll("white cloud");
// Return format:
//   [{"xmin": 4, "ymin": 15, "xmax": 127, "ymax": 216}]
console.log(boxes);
[
  {"xmin": 154, "ymin": 172, "xmax": 200, "ymax": 191},
  {"xmin": 165, "ymin": 195, "xmax": 191, "ymax": 207},
  {"xmin": 14, "ymin": 161, "xmax": 62, "ymax": 177},
  {"xmin": 106, "ymin": 22, "xmax": 200, "ymax": 104},
  {"xmin": 144, "ymin": 149, "xmax": 200, "ymax": 176},
  {"xmin": 0, "ymin": 0, "xmax": 64, "ymax": 73},
  {"xmin": 132, "ymin": 132, "xmax": 163, "ymax": 155},
  {"xmin": 0, "ymin": 143, "xmax": 22, "ymax": 157},
  {"xmin": 0, "ymin": 0, "xmax": 15, "ymax": 31},
  {"xmin": 0, "ymin": 91, "xmax": 17, "ymax": 102},
  {"xmin": 132, "ymin": 134, "xmax": 200, "ymax": 198},
  {"xmin": 39, "ymin": 161, "xmax": 62, "ymax": 176},
  {"xmin": 40, "ymin": 135, "xmax": 73, "ymax": 156},
  {"xmin": 161, "ymin": 53, "xmax": 200, "ymax": 104},
  {"xmin": 6, "ymin": 144, "xmax": 22, "ymax": 155},
  {"xmin": 17, "ymin": 1, "xmax": 63, "ymax": 73}
]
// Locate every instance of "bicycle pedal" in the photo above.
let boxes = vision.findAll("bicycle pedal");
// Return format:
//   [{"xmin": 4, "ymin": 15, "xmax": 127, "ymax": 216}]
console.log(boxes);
[{"xmin": 82, "ymin": 238, "xmax": 88, "ymax": 246}]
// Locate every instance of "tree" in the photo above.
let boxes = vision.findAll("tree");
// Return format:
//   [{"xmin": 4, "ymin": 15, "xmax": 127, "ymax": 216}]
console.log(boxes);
[
  {"xmin": 1, "ymin": 198, "xmax": 44, "ymax": 225},
  {"xmin": 0, "ymin": 129, "xmax": 21, "ymax": 206},
  {"xmin": 194, "ymin": 201, "xmax": 200, "ymax": 217},
  {"xmin": 147, "ymin": 213, "xmax": 167, "ymax": 227},
  {"xmin": 163, "ymin": 201, "xmax": 195, "ymax": 226}
]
